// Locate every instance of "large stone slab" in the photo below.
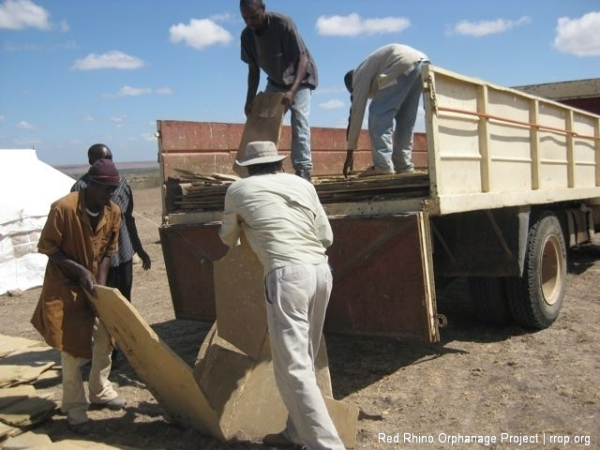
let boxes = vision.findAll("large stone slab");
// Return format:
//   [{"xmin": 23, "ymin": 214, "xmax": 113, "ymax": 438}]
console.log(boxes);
[
  {"xmin": 29, "ymin": 439, "xmax": 141, "ymax": 449},
  {"xmin": 233, "ymin": 91, "xmax": 285, "ymax": 177},
  {"xmin": 1, "ymin": 430, "xmax": 52, "ymax": 449},
  {"xmin": 0, "ymin": 346, "xmax": 57, "ymax": 388},
  {"xmin": 0, "ymin": 394, "xmax": 56, "ymax": 427},
  {"xmin": 193, "ymin": 323, "xmax": 357, "ymax": 447},
  {"xmin": 0, "ymin": 336, "xmax": 42, "ymax": 359},
  {"xmin": 89, "ymin": 286, "xmax": 223, "ymax": 440},
  {"xmin": 213, "ymin": 236, "xmax": 267, "ymax": 360},
  {"xmin": 0, "ymin": 386, "xmax": 37, "ymax": 410},
  {"xmin": 91, "ymin": 279, "xmax": 358, "ymax": 447}
]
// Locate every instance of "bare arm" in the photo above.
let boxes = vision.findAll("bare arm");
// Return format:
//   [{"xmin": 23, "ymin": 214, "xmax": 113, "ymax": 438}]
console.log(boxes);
[
  {"xmin": 125, "ymin": 191, "xmax": 151, "ymax": 270},
  {"xmin": 48, "ymin": 250, "xmax": 97, "ymax": 295},
  {"xmin": 245, "ymin": 62, "xmax": 260, "ymax": 116},
  {"xmin": 283, "ymin": 52, "xmax": 309, "ymax": 109}
]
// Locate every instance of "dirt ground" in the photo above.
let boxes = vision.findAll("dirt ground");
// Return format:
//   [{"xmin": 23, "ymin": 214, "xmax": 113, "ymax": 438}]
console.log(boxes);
[{"xmin": 2, "ymin": 187, "xmax": 599, "ymax": 449}]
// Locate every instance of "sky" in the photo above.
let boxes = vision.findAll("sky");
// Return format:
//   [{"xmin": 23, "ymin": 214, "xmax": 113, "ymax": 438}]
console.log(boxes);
[{"xmin": 0, "ymin": 0, "xmax": 599, "ymax": 166}]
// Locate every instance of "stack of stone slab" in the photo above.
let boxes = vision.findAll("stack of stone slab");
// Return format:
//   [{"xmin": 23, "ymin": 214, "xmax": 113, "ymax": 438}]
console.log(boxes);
[{"xmin": 0, "ymin": 335, "xmax": 58, "ymax": 445}]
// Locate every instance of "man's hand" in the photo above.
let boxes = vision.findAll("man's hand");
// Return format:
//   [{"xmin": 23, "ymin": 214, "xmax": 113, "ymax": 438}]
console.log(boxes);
[
  {"xmin": 343, "ymin": 150, "xmax": 354, "ymax": 179},
  {"xmin": 282, "ymin": 90, "xmax": 295, "ymax": 110},
  {"xmin": 139, "ymin": 250, "xmax": 152, "ymax": 271},
  {"xmin": 77, "ymin": 268, "xmax": 97, "ymax": 296}
]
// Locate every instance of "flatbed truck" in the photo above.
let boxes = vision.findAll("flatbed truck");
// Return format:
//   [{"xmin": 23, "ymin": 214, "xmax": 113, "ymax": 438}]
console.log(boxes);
[{"xmin": 156, "ymin": 65, "xmax": 600, "ymax": 342}]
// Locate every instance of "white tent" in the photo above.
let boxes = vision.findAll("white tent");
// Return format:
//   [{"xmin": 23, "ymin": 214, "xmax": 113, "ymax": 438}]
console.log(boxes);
[{"xmin": 0, "ymin": 150, "xmax": 75, "ymax": 295}]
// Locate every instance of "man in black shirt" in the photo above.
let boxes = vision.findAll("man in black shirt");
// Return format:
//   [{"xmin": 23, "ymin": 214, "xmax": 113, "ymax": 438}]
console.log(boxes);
[
  {"xmin": 71, "ymin": 144, "xmax": 151, "ymax": 302},
  {"xmin": 240, "ymin": 0, "xmax": 318, "ymax": 182}
]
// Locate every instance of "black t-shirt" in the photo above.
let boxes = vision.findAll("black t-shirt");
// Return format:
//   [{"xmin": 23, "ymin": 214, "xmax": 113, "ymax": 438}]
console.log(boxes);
[{"xmin": 241, "ymin": 12, "xmax": 318, "ymax": 89}]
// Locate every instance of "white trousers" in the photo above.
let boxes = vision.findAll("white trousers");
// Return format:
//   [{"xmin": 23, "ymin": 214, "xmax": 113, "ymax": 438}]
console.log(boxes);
[
  {"xmin": 265, "ymin": 263, "xmax": 345, "ymax": 450},
  {"xmin": 61, "ymin": 317, "xmax": 118, "ymax": 425}
]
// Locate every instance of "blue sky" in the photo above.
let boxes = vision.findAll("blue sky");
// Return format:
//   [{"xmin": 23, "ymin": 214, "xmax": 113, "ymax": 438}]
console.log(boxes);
[{"xmin": 0, "ymin": 0, "xmax": 599, "ymax": 166}]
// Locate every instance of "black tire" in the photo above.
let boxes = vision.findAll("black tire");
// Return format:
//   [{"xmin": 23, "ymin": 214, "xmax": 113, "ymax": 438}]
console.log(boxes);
[
  {"xmin": 506, "ymin": 212, "xmax": 567, "ymax": 329},
  {"xmin": 468, "ymin": 277, "xmax": 512, "ymax": 325}
]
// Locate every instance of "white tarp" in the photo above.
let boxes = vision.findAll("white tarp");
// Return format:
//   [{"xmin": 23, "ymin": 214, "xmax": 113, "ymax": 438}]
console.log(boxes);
[{"xmin": 0, "ymin": 150, "xmax": 74, "ymax": 295}]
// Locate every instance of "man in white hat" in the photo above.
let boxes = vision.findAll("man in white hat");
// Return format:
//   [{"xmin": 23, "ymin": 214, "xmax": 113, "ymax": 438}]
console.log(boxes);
[{"xmin": 219, "ymin": 141, "xmax": 343, "ymax": 449}]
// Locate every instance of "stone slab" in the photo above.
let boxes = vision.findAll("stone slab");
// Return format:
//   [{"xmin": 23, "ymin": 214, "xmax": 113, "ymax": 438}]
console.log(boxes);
[
  {"xmin": 1, "ymin": 430, "xmax": 52, "ymax": 449},
  {"xmin": 0, "ymin": 336, "xmax": 42, "ymax": 359},
  {"xmin": 89, "ymin": 286, "xmax": 223, "ymax": 440},
  {"xmin": 0, "ymin": 386, "xmax": 36, "ymax": 410},
  {"xmin": 0, "ymin": 345, "xmax": 57, "ymax": 388},
  {"xmin": 0, "ymin": 395, "xmax": 56, "ymax": 427},
  {"xmin": 233, "ymin": 91, "xmax": 285, "ymax": 177},
  {"xmin": 213, "ymin": 236, "xmax": 267, "ymax": 360}
]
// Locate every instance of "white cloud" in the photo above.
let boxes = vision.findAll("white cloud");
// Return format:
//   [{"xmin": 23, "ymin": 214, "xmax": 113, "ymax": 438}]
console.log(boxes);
[
  {"xmin": 0, "ymin": 115, "xmax": 4, "ymax": 121},
  {"xmin": 554, "ymin": 11, "xmax": 600, "ymax": 56},
  {"xmin": 103, "ymin": 86, "xmax": 174, "ymax": 99},
  {"xmin": 116, "ymin": 86, "xmax": 152, "ymax": 97},
  {"xmin": 209, "ymin": 13, "xmax": 234, "ymax": 23},
  {"xmin": 13, "ymin": 137, "xmax": 41, "ymax": 146},
  {"xmin": 0, "ymin": 0, "xmax": 50, "ymax": 30},
  {"xmin": 3, "ymin": 41, "xmax": 38, "ymax": 51},
  {"xmin": 3, "ymin": 39, "xmax": 77, "ymax": 52},
  {"xmin": 140, "ymin": 133, "xmax": 157, "ymax": 142},
  {"xmin": 58, "ymin": 40, "xmax": 78, "ymax": 49},
  {"xmin": 319, "ymin": 99, "xmax": 345, "ymax": 110},
  {"xmin": 71, "ymin": 50, "xmax": 145, "ymax": 70},
  {"xmin": 316, "ymin": 13, "xmax": 410, "ymax": 37},
  {"xmin": 169, "ymin": 18, "xmax": 232, "ymax": 50},
  {"xmin": 450, "ymin": 16, "xmax": 530, "ymax": 37},
  {"xmin": 16, "ymin": 120, "xmax": 34, "ymax": 129},
  {"xmin": 315, "ymin": 86, "xmax": 347, "ymax": 95},
  {"xmin": 110, "ymin": 116, "xmax": 125, "ymax": 128},
  {"xmin": 81, "ymin": 114, "xmax": 94, "ymax": 122}
]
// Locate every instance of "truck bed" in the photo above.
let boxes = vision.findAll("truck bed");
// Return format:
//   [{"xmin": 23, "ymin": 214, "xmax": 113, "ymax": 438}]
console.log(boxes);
[{"xmin": 158, "ymin": 65, "xmax": 600, "ymax": 224}]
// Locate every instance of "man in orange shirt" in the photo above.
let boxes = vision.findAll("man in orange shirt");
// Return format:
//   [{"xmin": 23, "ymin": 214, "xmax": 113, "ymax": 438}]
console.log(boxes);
[{"xmin": 31, "ymin": 158, "xmax": 126, "ymax": 434}]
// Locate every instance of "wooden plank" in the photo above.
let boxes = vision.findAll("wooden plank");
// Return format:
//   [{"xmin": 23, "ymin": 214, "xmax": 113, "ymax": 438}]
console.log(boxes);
[{"xmin": 171, "ymin": 171, "xmax": 430, "ymax": 212}]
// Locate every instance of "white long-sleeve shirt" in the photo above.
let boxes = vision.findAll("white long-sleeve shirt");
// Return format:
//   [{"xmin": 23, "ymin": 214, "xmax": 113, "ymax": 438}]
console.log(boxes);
[
  {"xmin": 347, "ymin": 44, "xmax": 428, "ymax": 150},
  {"xmin": 220, "ymin": 172, "xmax": 333, "ymax": 275}
]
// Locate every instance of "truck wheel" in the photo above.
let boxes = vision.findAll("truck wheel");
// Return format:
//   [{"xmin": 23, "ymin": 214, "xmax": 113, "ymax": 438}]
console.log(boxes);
[
  {"xmin": 506, "ymin": 212, "xmax": 566, "ymax": 329},
  {"xmin": 468, "ymin": 277, "xmax": 512, "ymax": 325}
]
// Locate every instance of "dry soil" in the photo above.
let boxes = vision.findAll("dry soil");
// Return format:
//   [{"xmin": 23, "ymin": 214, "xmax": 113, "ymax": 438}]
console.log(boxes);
[{"xmin": 2, "ymin": 187, "xmax": 599, "ymax": 450}]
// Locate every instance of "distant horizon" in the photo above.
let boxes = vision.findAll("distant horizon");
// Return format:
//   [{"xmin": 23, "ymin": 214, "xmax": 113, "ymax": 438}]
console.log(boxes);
[{"xmin": 54, "ymin": 160, "xmax": 159, "ymax": 176}]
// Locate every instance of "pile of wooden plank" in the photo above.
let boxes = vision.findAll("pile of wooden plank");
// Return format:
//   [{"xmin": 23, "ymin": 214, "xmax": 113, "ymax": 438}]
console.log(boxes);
[
  {"xmin": 170, "ymin": 169, "xmax": 238, "ymax": 211},
  {"xmin": 170, "ymin": 169, "xmax": 430, "ymax": 212}
]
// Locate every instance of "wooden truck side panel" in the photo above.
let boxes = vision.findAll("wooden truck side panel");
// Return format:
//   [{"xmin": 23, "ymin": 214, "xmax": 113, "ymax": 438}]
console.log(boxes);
[{"xmin": 424, "ymin": 66, "xmax": 600, "ymax": 216}]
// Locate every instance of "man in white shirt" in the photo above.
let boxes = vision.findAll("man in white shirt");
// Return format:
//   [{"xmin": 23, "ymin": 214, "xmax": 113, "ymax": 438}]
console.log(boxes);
[
  {"xmin": 343, "ymin": 44, "xmax": 429, "ymax": 178},
  {"xmin": 220, "ymin": 141, "xmax": 344, "ymax": 450}
]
